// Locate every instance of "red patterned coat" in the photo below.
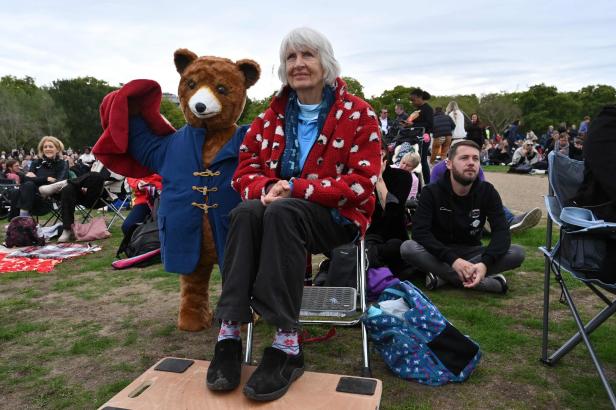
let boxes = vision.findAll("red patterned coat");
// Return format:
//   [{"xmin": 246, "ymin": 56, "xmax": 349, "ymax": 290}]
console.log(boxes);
[{"xmin": 232, "ymin": 78, "xmax": 382, "ymax": 234}]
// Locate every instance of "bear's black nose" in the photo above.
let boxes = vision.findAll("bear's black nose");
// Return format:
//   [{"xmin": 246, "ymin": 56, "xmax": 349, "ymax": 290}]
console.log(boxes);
[{"xmin": 195, "ymin": 103, "xmax": 207, "ymax": 113}]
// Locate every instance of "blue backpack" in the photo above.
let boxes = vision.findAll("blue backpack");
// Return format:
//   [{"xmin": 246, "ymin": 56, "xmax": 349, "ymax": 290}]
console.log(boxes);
[{"xmin": 362, "ymin": 280, "xmax": 481, "ymax": 385}]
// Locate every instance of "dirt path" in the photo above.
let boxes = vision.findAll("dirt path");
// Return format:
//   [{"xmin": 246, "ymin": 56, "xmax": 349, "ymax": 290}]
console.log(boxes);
[{"xmin": 485, "ymin": 172, "xmax": 548, "ymax": 216}]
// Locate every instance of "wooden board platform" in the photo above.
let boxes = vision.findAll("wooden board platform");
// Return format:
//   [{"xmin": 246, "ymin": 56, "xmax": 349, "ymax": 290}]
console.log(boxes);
[{"xmin": 99, "ymin": 357, "xmax": 382, "ymax": 409}]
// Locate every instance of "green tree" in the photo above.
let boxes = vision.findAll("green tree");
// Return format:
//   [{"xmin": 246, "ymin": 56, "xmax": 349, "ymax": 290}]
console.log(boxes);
[
  {"xmin": 576, "ymin": 85, "xmax": 616, "ymax": 120},
  {"xmin": 367, "ymin": 85, "xmax": 413, "ymax": 117},
  {"xmin": 517, "ymin": 84, "xmax": 579, "ymax": 134},
  {"xmin": 477, "ymin": 93, "xmax": 521, "ymax": 136},
  {"xmin": 238, "ymin": 95, "xmax": 272, "ymax": 125},
  {"xmin": 342, "ymin": 76, "xmax": 365, "ymax": 99},
  {"xmin": 0, "ymin": 76, "xmax": 68, "ymax": 151},
  {"xmin": 160, "ymin": 98, "xmax": 186, "ymax": 129},
  {"xmin": 47, "ymin": 77, "xmax": 116, "ymax": 149}
]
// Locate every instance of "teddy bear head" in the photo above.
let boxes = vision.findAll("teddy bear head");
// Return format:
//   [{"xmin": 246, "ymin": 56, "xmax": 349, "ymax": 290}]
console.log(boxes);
[{"xmin": 174, "ymin": 48, "xmax": 261, "ymax": 131}]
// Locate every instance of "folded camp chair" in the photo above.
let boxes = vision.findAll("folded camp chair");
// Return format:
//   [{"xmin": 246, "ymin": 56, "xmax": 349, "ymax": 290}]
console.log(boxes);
[
  {"xmin": 540, "ymin": 151, "xmax": 616, "ymax": 407},
  {"xmin": 244, "ymin": 238, "xmax": 372, "ymax": 377}
]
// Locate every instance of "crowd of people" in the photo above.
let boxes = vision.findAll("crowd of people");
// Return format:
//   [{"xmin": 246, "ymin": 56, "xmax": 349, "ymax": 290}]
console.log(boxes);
[
  {"xmin": 2, "ymin": 26, "xmax": 600, "ymax": 403},
  {"xmin": 1, "ymin": 138, "xmax": 159, "ymax": 242}
]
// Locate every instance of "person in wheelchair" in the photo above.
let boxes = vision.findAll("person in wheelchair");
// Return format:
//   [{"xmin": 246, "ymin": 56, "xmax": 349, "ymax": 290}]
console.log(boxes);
[
  {"xmin": 208, "ymin": 27, "xmax": 381, "ymax": 402},
  {"xmin": 9, "ymin": 136, "xmax": 68, "ymax": 220},
  {"xmin": 400, "ymin": 141, "xmax": 525, "ymax": 293}
]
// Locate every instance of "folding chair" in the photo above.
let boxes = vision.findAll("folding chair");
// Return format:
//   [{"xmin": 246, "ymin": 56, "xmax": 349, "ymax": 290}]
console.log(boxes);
[
  {"xmin": 540, "ymin": 151, "xmax": 616, "ymax": 407},
  {"xmin": 0, "ymin": 180, "xmax": 18, "ymax": 219},
  {"xmin": 244, "ymin": 238, "xmax": 372, "ymax": 377},
  {"xmin": 99, "ymin": 178, "xmax": 130, "ymax": 229}
]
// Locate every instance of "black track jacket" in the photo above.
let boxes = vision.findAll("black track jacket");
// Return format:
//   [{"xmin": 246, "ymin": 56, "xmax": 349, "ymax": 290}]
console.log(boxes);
[{"xmin": 411, "ymin": 170, "xmax": 510, "ymax": 269}]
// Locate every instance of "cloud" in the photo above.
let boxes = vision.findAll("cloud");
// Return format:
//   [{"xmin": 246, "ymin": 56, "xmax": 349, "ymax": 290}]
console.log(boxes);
[{"xmin": 0, "ymin": 0, "xmax": 614, "ymax": 100}]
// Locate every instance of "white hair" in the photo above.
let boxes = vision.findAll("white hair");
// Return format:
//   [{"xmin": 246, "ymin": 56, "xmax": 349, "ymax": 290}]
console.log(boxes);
[
  {"xmin": 277, "ymin": 27, "xmax": 341, "ymax": 88},
  {"xmin": 446, "ymin": 101, "xmax": 459, "ymax": 115}
]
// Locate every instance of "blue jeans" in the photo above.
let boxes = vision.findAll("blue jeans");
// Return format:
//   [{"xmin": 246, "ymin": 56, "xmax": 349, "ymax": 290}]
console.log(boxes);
[
  {"xmin": 121, "ymin": 203, "xmax": 151, "ymax": 235},
  {"xmin": 503, "ymin": 206, "xmax": 514, "ymax": 225}
]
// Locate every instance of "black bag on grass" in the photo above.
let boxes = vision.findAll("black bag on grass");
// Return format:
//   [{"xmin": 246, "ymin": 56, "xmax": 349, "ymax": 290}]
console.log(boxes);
[{"xmin": 325, "ymin": 243, "xmax": 357, "ymax": 288}]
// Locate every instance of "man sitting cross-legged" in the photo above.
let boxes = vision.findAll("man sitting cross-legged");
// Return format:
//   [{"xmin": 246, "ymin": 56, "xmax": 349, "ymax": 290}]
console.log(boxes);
[{"xmin": 400, "ymin": 140, "xmax": 525, "ymax": 293}]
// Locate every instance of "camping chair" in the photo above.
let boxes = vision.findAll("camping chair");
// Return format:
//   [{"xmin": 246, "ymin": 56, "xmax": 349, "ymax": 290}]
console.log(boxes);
[
  {"xmin": 244, "ymin": 238, "xmax": 372, "ymax": 377},
  {"xmin": 0, "ymin": 179, "xmax": 19, "ymax": 219},
  {"xmin": 540, "ymin": 151, "xmax": 616, "ymax": 407},
  {"xmin": 98, "ymin": 176, "xmax": 130, "ymax": 229}
]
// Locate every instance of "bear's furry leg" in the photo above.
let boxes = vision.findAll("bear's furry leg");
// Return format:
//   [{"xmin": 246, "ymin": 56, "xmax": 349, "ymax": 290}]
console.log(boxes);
[{"xmin": 178, "ymin": 264, "xmax": 213, "ymax": 331}]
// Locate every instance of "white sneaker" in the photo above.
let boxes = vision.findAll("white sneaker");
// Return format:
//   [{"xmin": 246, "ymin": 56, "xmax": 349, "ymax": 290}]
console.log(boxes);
[
  {"xmin": 57, "ymin": 229, "xmax": 74, "ymax": 243},
  {"xmin": 39, "ymin": 180, "xmax": 68, "ymax": 198},
  {"xmin": 510, "ymin": 207, "xmax": 542, "ymax": 234}
]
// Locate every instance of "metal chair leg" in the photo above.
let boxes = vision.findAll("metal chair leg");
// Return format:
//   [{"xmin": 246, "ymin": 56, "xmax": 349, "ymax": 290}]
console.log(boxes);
[
  {"xmin": 541, "ymin": 216, "xmax": 554, "ymax": 363},
  {"xmin": 244, "ymin": 321, "xmax": 253, "ymax": 365},
  {"xmin": 559, "ymin": 281, "xmax": 616, "ymax": 407},
  {"xmin": 357, "ymin": 239, "xmax": 371, "ymax": 377}
]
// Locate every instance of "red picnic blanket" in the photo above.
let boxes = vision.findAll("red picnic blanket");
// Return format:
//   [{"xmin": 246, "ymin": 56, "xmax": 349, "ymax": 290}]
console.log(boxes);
[{"xmin": 0, "ymin": 253, "xmax": 61, "ymax": 273}]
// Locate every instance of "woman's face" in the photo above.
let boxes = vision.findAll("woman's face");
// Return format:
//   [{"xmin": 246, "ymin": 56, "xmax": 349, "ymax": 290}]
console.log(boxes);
[
  {"xmin": 42, "ymin": 140, "xmax": 58, "ymax": 159},
  {"xmin": 471, "ymin": 114, "xmax": 478, "ymax": 122},
  {"xmin": 285, "ymin": 47, "xmax": 325, "ymax": 94},
  {"xmin": 410, "ymin": 94, "xmax": 422, "ymax": 107}
]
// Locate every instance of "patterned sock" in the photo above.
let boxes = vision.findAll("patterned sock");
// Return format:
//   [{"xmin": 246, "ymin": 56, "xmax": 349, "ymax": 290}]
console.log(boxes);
[
  {"xmin": 272, "ymin": 328, "xmax": 300, "ymax": 356},
  {"xmin": 217, "ymin": 320, "xmax": 241, "ymax": 342},
  {"xmin": 19, "ymin": 210, "xmax": 30, "ymax": 217}
]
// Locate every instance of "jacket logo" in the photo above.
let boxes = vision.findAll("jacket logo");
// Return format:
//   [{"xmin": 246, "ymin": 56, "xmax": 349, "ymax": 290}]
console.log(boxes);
[{"xmin": 470, "ymin": 209, "xmax": 480, "ymax": 218}]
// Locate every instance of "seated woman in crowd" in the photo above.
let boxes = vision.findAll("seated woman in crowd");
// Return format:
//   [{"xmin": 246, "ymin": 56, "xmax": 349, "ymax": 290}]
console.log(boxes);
[
  {"xmin": 208, "ymin": 27, "xmax": 380, "ymax": 401},
  {"xmin": 488, "ymin": 139, "xmax": 511, "ymax": 165},
  {"xmin": 511, "ymin": 140, "xmax": 540, "ymax": 167},
  {"xmin": 9, "ymin": 135, "xmax": 106, "ymax": 242},
  {"xmin": 4, "ymin": 159, "xmax": 22, "ymax": 184},
  {"xmin": 9, "ymin": 136, "xmax": 68, "ymax": 220},
  {"xmin": 122, "ymin": 174, "xmax": 162, "ymax": 235},
  {"xmin": 397, "ymin": 152, "xmax": 421, "ymax": 201}
]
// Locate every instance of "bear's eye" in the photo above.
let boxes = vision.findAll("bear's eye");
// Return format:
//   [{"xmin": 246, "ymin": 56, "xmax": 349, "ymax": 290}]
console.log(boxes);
[
  {"xmin": 187, "ymin": 80, "xmax": 196, "ymax": 89},
  {"xmin": 216, "ymin": 85, "xmax": 228, "ymax": 95}
]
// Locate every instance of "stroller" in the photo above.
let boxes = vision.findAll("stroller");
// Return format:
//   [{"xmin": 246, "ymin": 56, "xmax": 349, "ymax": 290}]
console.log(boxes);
[
  {"xmin": 390, "ymin": 126, "xmax": 426, "ymax": 166},
  {"xmin": 387, "ymin": 127, "xmax": 425, "ymax": 222}
]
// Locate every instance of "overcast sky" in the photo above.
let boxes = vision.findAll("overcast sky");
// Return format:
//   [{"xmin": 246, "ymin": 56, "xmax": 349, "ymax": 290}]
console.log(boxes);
[{"xmin": 1, "ymin": 0, "xmax": 615, "ymax": 100}]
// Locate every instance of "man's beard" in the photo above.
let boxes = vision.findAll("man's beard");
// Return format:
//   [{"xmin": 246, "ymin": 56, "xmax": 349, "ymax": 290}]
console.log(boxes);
[{"xmin": 451, "ymin": 167, "xmax": 476, "ymax": 186}]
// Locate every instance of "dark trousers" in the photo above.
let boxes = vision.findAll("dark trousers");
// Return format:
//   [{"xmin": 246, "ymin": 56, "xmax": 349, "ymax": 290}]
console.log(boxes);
[
  {"xmin": 400, "ymin": 240, "xmax": 525, "ymax": 291},
  {"xmin": 214, "ymin": 199, "xmax": 355, "ymax": 329},
  {"xmin": 60, "ymin": 172, "xmax": 105, "ymax": 228},
  {"xmin": 122, "ymin": 203, "xmax": 150, "ymax": 235},
  {"xmin": 9, "ymin": 181, "xmax": 50, "ymax": 219},
  {"xmin": 421, "ymin": 140, "xmax": 431, "ymax": 184}
]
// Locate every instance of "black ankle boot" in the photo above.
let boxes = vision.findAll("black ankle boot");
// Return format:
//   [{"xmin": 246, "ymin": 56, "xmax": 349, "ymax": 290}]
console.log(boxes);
[
  {"xmin": 243, "ymin": 347, "xmax": 304, "ymax": 401},
  {"xmin": 206, "ymin": 338, "xmax": 242, "ymax": 391}
]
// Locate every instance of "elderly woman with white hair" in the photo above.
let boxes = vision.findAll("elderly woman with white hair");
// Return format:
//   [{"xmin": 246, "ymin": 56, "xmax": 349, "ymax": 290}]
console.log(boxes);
[{"xmin": 207, "ymin": 27, "xmax": 381, "ymax": 401}]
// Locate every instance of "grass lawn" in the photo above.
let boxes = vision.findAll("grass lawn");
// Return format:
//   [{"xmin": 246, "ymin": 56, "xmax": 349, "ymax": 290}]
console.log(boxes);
[
  {"xmin": 1, "ymin": 216, "xmax": 615, "ymax": 409},
  {"xmin": 482, "ymin": 165, "xmax": 509, "ymax": 173}
]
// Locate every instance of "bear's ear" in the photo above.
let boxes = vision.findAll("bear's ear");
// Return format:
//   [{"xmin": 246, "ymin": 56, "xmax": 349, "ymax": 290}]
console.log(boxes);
[
  {"xmin": 236, "ymin": 59, "xmax": 261, "ymax": 89},
  {"xmin": 174, "ymin": 48, "xmax": 199, "ymax": 75}
]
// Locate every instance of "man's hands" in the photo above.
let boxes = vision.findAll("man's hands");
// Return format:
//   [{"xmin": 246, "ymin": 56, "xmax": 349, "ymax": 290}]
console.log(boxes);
[
  {"xmin": 452, "ymin": 258, "xmax": 487, "ymax": 288},
  {"xmin": 261, "ymin": 180, "xmax": 291, "ymax": 206}
]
